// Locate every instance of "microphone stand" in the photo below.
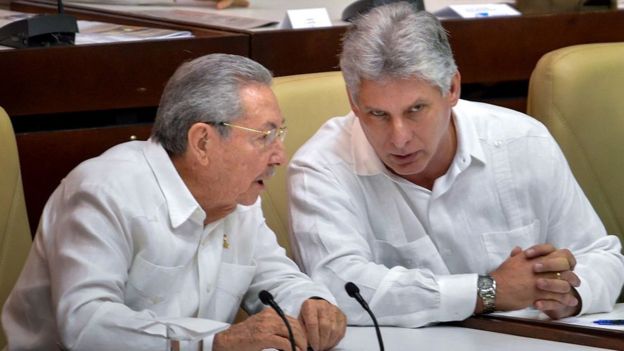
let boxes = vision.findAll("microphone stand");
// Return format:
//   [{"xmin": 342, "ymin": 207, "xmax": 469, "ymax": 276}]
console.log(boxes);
[
  {"xmin": 259, "ymin": 290, "xmax": 296, "ymax": 351},
  {"xmin": 345, "ymin": 282, "xmax": 385, "ymax": 351}
]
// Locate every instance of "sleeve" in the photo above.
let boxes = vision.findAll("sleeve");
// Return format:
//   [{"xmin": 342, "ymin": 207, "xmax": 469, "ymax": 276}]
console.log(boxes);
[
  {"xmin": 45, "ymin": 185, "xmax": 228, "ymax": 351},
  {"xmin": 287, "ymin": 159, "xmax": 476, "ymax": 328},
  {"xmin": 542, "ymin": 137, "xmax": 624, "ymax": 315},
  {"xmin": 240, "ymin": 203, "xmax": 337, "ymax": 318}
]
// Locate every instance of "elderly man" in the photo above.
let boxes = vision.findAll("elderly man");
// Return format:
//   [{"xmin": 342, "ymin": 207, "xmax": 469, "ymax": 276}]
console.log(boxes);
[
  {"xmin": 288, "ymin": 2, "xmax": 624, "ymax": 328},
  {"xmin": 3, "ymin": 54, "xmax": 346, "ymax": 350}
]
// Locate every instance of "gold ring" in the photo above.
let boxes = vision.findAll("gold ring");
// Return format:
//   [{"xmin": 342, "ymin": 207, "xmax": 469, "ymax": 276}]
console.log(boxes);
[{"xmin": 556, "ymin": 272, "xmax": 562, "ymax": 280}]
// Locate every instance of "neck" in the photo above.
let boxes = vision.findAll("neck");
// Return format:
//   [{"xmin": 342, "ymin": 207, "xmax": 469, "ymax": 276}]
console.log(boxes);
[
  {"xmin": 171, "ymin": 155, "xmax": 236, "ymax": 226},
  {"xmin": 404, "ymin": 118, "xmax": 457, "ymax": 190}
]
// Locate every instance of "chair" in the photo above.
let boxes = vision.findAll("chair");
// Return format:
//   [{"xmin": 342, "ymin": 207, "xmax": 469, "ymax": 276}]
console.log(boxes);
[
  {"xmin": 262, "ymin": 72, "xmax": 351, "ymax": 258},
  {"xmin": 527, "ymin": 42, "xmax": 624, "ymax": 246},
  {"xmin": 0, "ymin": 107, "xmax": 32, "ymax": 347}
]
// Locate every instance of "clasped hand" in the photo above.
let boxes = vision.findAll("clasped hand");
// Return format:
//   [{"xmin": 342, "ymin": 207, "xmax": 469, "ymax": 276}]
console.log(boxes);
[
  {"xmin": 213, "ymin": 298, "xmax": 346, "ymax": 351},
  {"xmin": 491, "ymin": 244, "xmax": 582, "ymax": 319}
]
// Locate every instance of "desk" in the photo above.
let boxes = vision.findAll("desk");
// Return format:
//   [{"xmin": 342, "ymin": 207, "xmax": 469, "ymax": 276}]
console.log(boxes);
[
  {"xmin": 6, "ymin": 1, "xmax": 624, "ymax": 231},
  {"xmin": 336, "ymin": 325, "xmax": 611, "ymax": 350}
]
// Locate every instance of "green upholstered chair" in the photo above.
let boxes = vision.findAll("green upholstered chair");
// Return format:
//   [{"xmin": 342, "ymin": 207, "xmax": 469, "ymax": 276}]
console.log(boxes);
[
  {"xmin": 0, "ymin": 106, "xmax": 32, "ymax": 348},
  {"xmin": 528, "ymin": 42, "xmax": 624, "ymax": 246},
  {"xmin": 262, "ymin": 72, "xmax": 351, "ymax": 258}
]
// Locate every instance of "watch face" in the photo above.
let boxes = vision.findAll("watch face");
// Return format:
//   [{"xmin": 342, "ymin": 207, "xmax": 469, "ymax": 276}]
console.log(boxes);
[{"xmin": 478, "ymin": 276, "xmax": 492, "ymax": 289}]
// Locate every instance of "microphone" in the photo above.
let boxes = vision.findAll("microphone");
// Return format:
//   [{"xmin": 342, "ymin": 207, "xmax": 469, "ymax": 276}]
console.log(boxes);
[
  {"xmin": 0, "ymin": 0, "xmax": 78, "ymax": 48},
  {"xmin": 345, "ymin": 282, "xmax": 385, "ymax": 351},
  {"xmin": 259, "ymin": 290, "xmax": 296, "ymax": 351}
]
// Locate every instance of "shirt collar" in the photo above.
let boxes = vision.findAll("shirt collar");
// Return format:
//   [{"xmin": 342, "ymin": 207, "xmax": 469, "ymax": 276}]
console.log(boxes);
[
  {"xmin": 350, "ymin": 100, "xmax": 487, "ymax": 177},
  {"xmin": 143, "ymin": 139, "xmax": 205, "ymax": 228}
]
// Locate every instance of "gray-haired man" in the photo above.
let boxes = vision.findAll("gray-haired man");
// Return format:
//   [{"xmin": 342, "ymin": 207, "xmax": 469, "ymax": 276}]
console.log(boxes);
[{"xmin": 3, "ymin": 54, "xmax": 346, "ymax": 350}]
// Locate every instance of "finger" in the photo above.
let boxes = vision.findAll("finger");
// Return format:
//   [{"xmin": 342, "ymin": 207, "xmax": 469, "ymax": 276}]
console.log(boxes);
[
  {"xmin": 524, "ymin": 243, "xmax": 556, "ymax": 258},
  {"xmin": 265, "ymin": 334, "xmax": 301, "ymax": 351},
  {"xmin": 536, "ymin": 277, "xmax": 572, "ymax": 294},
  {"xmin": 560, "ymin": 248, "xmax": 577, "ymax": 270},
  {"xmin": 300, "ymin": 304, "xmax": 320, "ymax": 351},
  {"xmin": 509, "ymin": 246, "xmax": 523, "ymax": 257},
  {"xmin": 533, "ymin": 257, "xmax": 571, "ymax": 273},
  {"xmin": 317, "ymin": 306, "xmax": 336, "ymax": 351},
  {"xmin": 287, "ymin": 315, "xmax": 308, "ymax": 351},
  {"xmin": 560, "ymin": 271, "xmax": 581, "ymax": 287},
  {"xmin": 325, "ymin": 310, "xmax": 347, "ymax": 350},
  {"xmin": 534, "ymin": 289, "xmax": 579, "ymax": 308},
  {"xmin": 534, "ymin": 295, "xmax": 578, "ymax": 311}
]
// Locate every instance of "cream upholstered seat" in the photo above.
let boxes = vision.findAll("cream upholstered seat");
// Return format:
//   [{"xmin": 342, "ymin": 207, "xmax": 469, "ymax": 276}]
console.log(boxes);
[
  {"xmin": 0, "ymin": 107, "xmax": 32, "ymax": 348},
  {"xmin": 528, "ymin": 42, "xmax": 624, "ymax": 247},
  {"xmin": 262, "ymin": 72, "xmax": 351, "ymax": 258}
]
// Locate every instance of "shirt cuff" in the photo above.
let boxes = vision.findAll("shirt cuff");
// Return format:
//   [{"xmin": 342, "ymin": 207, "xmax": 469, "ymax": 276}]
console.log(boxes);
[
  {"xmin": 573, "ymin": 265, "xmax": 593, "ymax": 316},
  {"xmin": 437, "ymin": 273, "xmax": 479, "ymax": 321},
  {"xmin": 202, "ymin": 334, "xmax": 216, "ymax": 351}
]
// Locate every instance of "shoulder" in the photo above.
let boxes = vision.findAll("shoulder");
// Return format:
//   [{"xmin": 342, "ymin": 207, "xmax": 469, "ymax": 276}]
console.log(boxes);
[
  {"xmin": 291, "ymin": 114, "xmax": 355, "ymax": 167},
  {"xmin": 455, "ymin": 100, "xmax": 552, "ymax": 145},
  {"xmin": 59, "ymin": 141, "xmax": 157, "ymax": 203}
]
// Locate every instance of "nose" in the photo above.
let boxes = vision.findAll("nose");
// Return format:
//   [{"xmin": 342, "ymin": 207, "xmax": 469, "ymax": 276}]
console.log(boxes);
[
  {"xmin": 269, "ymin": 139, "xmax": 287, "ymax": 166},
  {"xmin": 389, "ymin": 118, "xmax": 411, "ymax": 149}
]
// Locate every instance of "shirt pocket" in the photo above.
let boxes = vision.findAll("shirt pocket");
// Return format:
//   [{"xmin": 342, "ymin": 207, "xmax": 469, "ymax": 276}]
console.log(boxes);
[
  {"xmin": 211, "ymin": 262, "xmax": 257, "ymax": 322},
  {"xmin": 481, "ymin": 219, "xmax": 541, "ymax": 265},
  {"xmin": 125, "ymin": 254, "xmax": 187, "ymax": 312},
  {"xmin": 372, "ymin": 236, "xmax": 448, "ymax": 274}
]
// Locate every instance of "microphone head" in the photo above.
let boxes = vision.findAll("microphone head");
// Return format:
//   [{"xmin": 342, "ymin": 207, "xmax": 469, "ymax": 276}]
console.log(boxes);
[
  {"xmin": 259, "ymin": 290, "xmax": 274, "ymax": 306},
  {"xmin": 345, "ymin": 282, "xmax": 360, "ymax": 298}
]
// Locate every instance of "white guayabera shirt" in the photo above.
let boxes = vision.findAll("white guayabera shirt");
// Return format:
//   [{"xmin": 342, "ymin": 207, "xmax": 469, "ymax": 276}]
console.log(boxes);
[
  {"xmin": 288, "ymin": 99, "xmax": 624, "ymax": 327},
  {"xmin": 2, "ymin": 140, "xmax": 334, "ymax": 350}
]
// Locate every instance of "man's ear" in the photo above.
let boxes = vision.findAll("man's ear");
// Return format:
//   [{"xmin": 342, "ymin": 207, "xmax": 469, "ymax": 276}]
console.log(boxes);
[
  {"xmin": 347, "ymin": 87, "xmax": 361, "ymax": 117},
  {"xmin": 187, "ymin": 122, "xmax": 214, "ymax": 165},
  {"xmin": 448, "ymin": 71, "xmax": 461, "ymax": 106}
]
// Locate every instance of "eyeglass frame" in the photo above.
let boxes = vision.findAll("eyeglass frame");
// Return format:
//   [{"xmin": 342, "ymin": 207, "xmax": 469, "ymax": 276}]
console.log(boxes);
[{"xmin": 212, "ymin": 121, "xmax": 287, "ymax": 147}]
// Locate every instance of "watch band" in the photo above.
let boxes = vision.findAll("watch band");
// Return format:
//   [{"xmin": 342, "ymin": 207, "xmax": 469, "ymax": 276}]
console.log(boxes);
[{"xmin": 477, "ymin": 274, "xmax": 497, "ymax": 314}]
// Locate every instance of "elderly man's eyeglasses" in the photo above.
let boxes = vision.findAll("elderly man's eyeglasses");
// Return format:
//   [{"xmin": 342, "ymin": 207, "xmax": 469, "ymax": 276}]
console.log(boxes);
[{"xmin": 219, "ymin": 122, "xmax": 287, "ymax": 146}]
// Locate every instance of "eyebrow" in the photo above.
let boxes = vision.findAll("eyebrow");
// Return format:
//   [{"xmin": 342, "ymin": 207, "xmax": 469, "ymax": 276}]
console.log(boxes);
[{"xmin": 263, "ymin": 118, "xmax": 286, "ymax": 129}]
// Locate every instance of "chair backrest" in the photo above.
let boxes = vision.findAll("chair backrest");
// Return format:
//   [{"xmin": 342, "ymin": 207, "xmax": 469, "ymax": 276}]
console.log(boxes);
[
  {"xmin": 262, "ymin": 72, "xmax": 351, "ymax": 258},
  {"xmin": 0, "ymin": 107, "xmax": 32, "ymax": 347},
  {"xmin": 527, "ymin": 42, "xmax": 624, "ymax": 244}
]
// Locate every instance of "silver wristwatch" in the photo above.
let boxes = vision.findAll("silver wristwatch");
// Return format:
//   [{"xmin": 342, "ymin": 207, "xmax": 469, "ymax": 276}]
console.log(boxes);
[{"xmin": 477, "ymin": 274, "xmax": 496, "ymax": 314}]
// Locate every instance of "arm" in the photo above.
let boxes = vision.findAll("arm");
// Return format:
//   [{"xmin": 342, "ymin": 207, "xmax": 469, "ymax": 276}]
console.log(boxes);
[
  {"xmin": 288, "ymin": 161, "xmax": 477, "ymax": 327},
  {"xmin": 230, "ymin": 202, "xmax": 345, "ymax": 350},
  {"xmin": 522, "ymin": 136, "xmax": 624, "ymax": 317}
]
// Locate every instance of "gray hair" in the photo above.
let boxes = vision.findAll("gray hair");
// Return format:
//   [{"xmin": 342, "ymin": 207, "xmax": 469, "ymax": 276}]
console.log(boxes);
[
  {"xmin": 151, "ymin": 53, "xmax": 273, "ymax": 156},
  {"xmin": 340, "ymin": 2, "xmax": 457, "ymax": 102}
]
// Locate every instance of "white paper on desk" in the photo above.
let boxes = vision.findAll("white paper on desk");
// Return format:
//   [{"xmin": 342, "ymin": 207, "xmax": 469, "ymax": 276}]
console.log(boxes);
[
  {"xmin": 76, "ymin": 20, "xmax": 192, "ymax": 44},
  {"xmin": 435, "ymin": 4, "xmax": 520, "ymax": 19},
  {"xmin": 492, "ymin": 303, "xmax": 624, "ymax": 331},
  {"xmin": 278, "ymin": 8, "xmax": 332, "ymax": 29},
  {"xmin": 135, "ymin": 8, "xmax": 276, "ymax": 30}
]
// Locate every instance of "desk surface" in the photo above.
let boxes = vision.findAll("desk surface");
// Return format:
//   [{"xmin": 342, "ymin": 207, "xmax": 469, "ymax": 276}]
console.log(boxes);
[{"xmin": 336, "ymin": 325, "xmax": 610, "ymax": 350}]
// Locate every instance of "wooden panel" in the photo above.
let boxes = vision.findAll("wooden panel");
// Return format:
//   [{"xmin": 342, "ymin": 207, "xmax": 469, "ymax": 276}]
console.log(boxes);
[
  {"xmin": 445, "ymin": 10, "xmax": 624, "ymax": 84},
  {"xmin": 16, "ymin": 124, "xmax": 153, "ymax": 231},
  {"xmin": 250, "ymin": 26, "xmax": 346, "ymax": 77},
  {"xmin": 0, "ymin": 35, "xmax": 248, "ymax": 117}
]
